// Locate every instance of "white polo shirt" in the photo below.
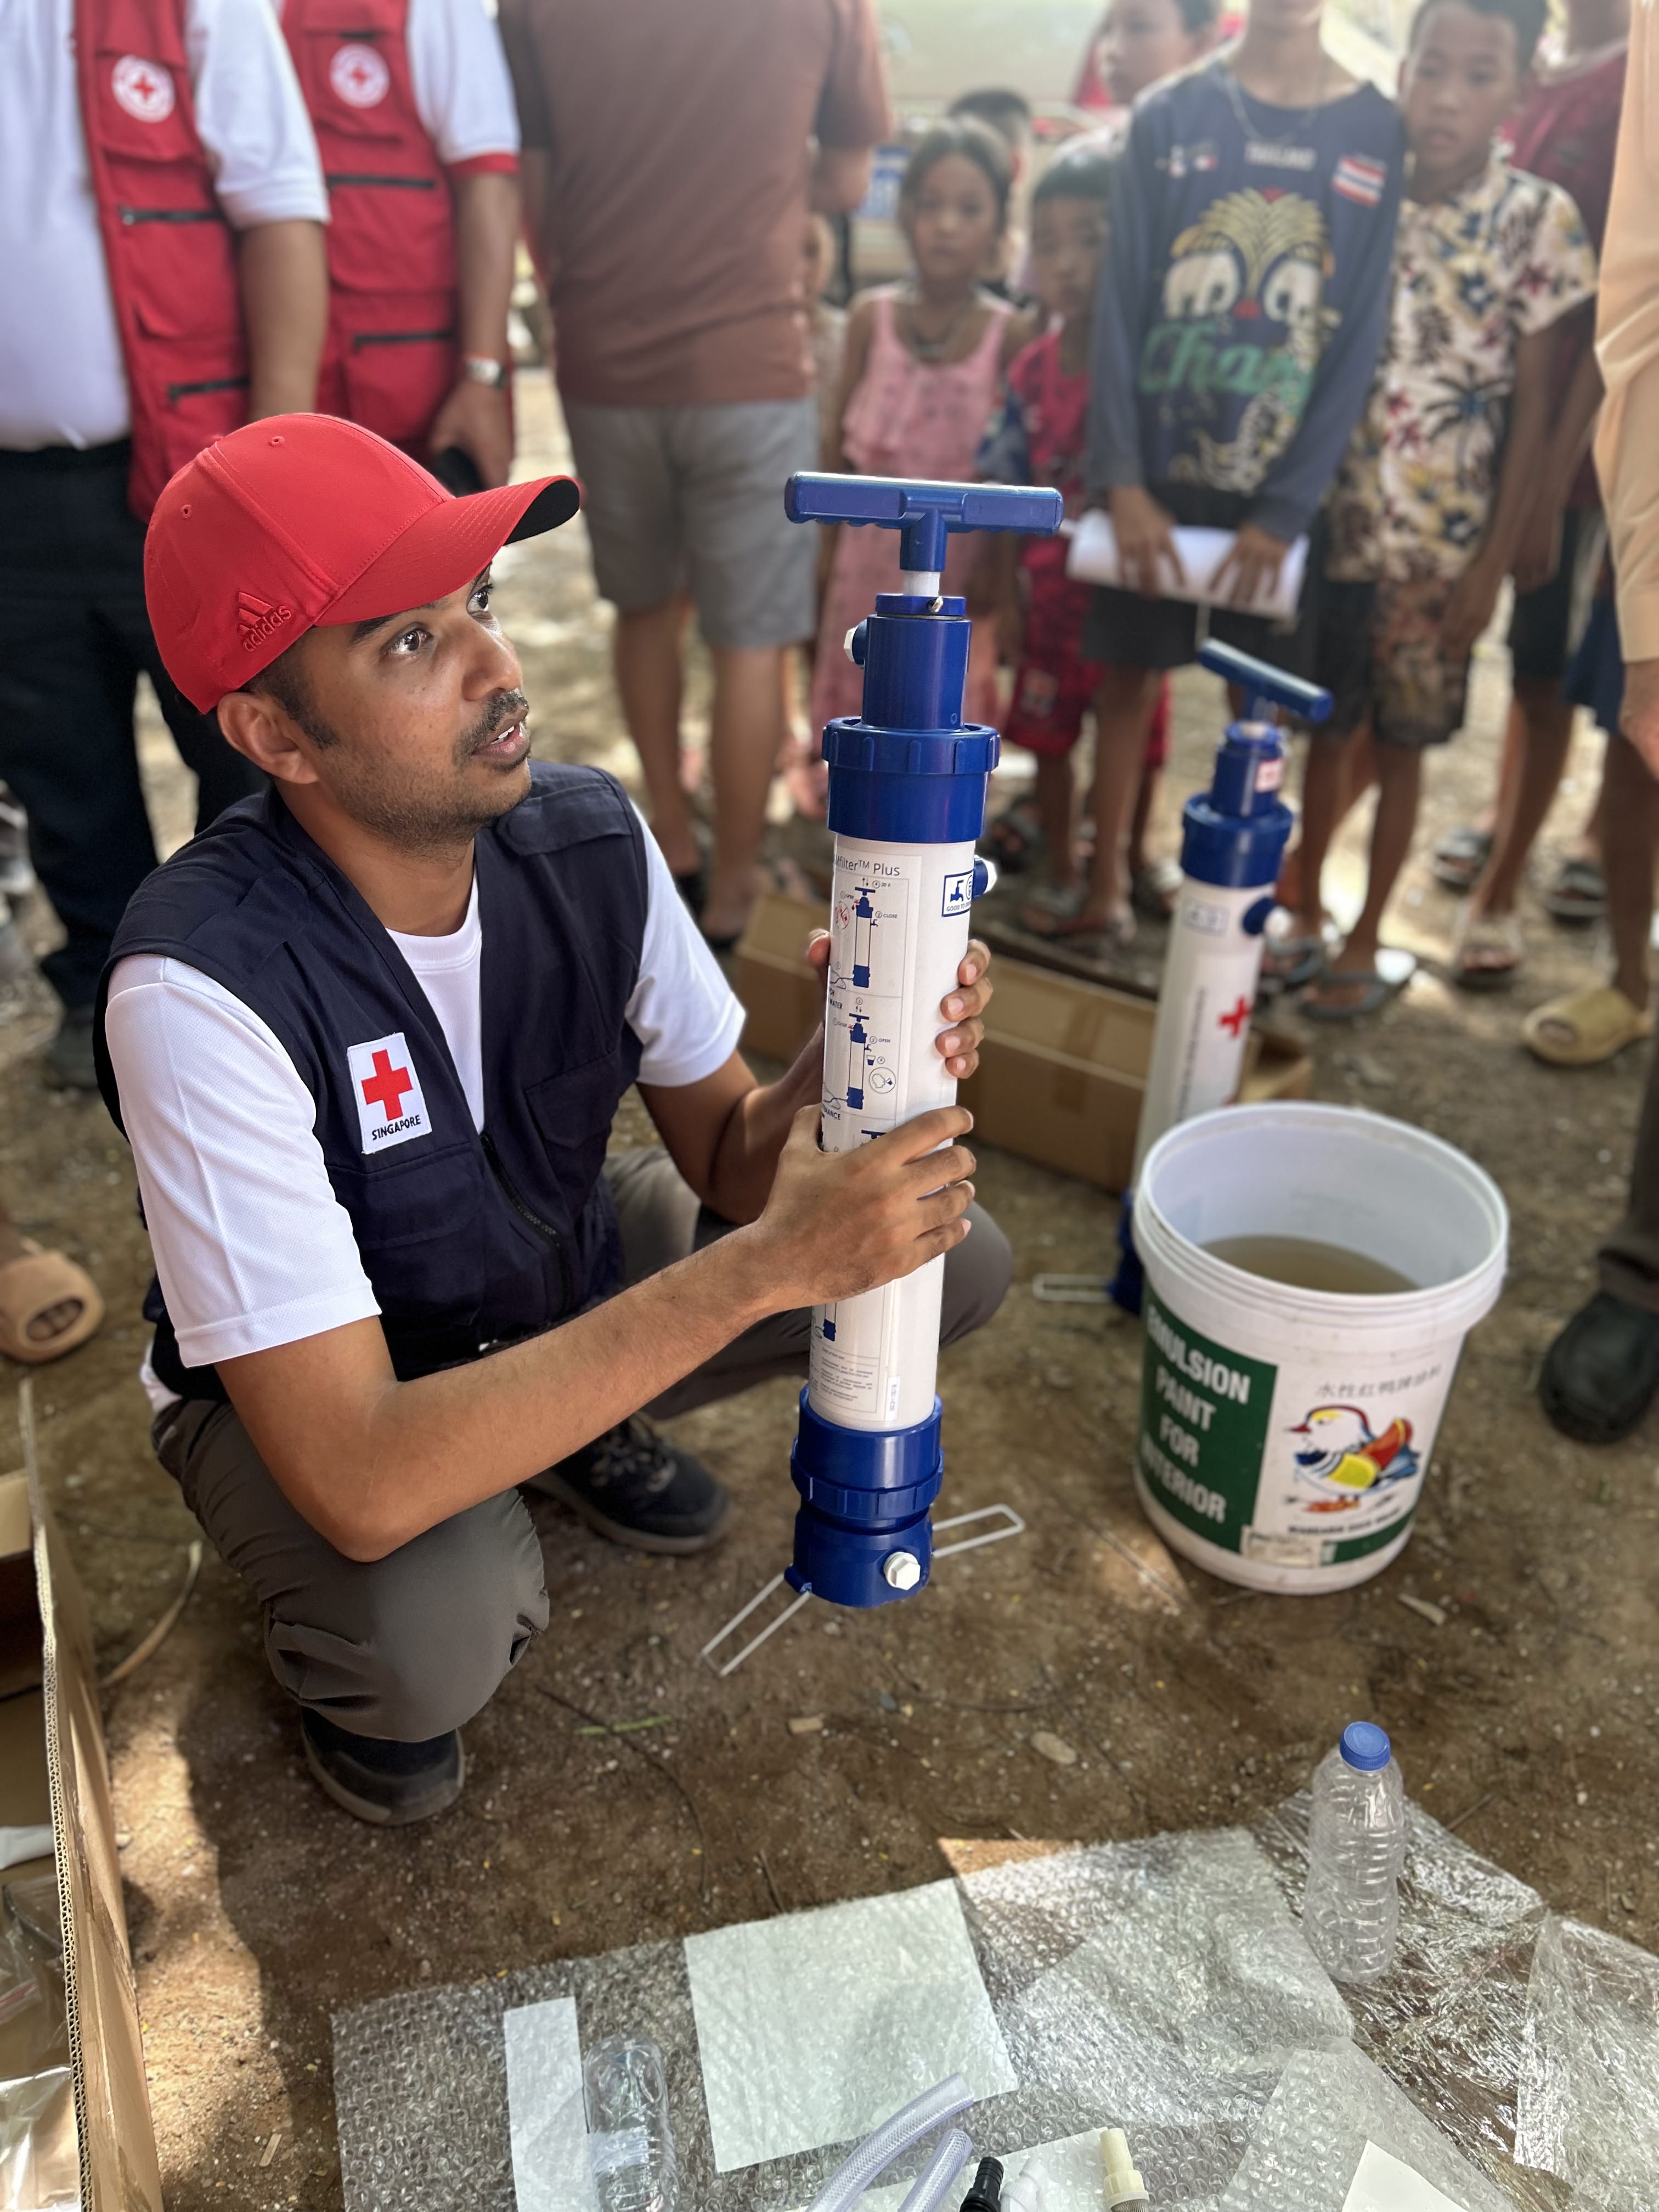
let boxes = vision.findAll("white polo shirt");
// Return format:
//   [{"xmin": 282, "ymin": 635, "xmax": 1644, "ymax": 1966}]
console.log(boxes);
[
  {"xmin": 104, "ymin": 817, "xmax": 744, "ymax": 1402},
  {"xmin": 0, "ymin": 0, "xmax": 517, "ymax": 454}
]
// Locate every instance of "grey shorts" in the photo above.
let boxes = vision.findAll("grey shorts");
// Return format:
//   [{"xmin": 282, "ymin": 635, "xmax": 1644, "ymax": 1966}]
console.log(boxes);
[{"xmin": 562, "ymin": 397, "xmax": 818, "ymax": 649}]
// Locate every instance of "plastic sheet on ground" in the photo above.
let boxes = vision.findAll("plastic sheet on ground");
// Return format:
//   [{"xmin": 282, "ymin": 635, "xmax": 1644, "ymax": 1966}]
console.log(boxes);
[
  {"xmin": 1514, "ymin": 1910, "xmax": 1659, "ymax": 2212},
  {"xmin": 957, "ymin": 1826, "xmax": 1351, "ymax": 2203},
  {"xmin": 1252, "ymin": 1795, "xmax": 1553, "ymax": 2204},
  {"xmin": 1215, "ymin": 2044, "xmax": 1514, "ymax": 2212},
  {"xmin": 330, "ymin": 1795, "xmax": 1644, "ymax": 2212},
  {"xmin": 686, "ymin": 1880, "xmax": 1016, "ymax": 2172}
]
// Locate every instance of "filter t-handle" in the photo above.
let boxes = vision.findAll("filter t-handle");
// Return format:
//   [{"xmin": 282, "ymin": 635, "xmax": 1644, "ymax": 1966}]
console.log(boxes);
[
  {"xmin": 785, "ymin": 473, "xmax": 1063, "ymax": 596},
  {"xmin": 1199, "ymin": 639, "xmax": 1333, "ymax": 726}
]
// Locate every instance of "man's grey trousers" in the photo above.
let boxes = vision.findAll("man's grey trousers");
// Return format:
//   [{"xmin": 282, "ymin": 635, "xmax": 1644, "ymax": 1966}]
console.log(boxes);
[{"xmin": 154, "ymin": 1149, "xmax": 1012, "ymax": 1741}]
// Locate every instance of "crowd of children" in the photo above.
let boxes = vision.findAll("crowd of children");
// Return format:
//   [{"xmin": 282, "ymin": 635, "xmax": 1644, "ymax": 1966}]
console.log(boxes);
[{"xmin": 804, "ymin": 0, "xmax": 1630, "ymax": 1041}]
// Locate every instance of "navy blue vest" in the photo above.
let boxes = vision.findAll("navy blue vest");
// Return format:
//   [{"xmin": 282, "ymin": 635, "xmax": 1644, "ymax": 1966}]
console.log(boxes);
[{"xmin": 94, "ymin": 764, "xmax": 648, "ymax": 1400}]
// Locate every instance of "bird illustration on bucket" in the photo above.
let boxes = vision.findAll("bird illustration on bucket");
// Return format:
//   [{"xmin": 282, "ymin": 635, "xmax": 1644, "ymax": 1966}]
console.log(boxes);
[{"xmin": 1288, "ymin": 1403, "xmax": 1420, "ymax": 1511}]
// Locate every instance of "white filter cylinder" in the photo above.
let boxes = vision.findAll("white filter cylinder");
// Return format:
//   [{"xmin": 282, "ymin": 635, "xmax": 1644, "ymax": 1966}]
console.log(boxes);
[
  {"xmin": 809, "ymin": 832, "xmax": 977, "ymax": 1433},
  {"xmin": 1132, "ymin": 878, "xmax": 1268, "ymax": 1184}
]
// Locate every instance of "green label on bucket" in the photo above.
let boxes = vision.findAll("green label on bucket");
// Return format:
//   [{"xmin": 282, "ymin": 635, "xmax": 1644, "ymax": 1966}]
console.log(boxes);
[{"xmin": 1138, "ymin": 1291, "xmax": 1277, "ymax": 1553}]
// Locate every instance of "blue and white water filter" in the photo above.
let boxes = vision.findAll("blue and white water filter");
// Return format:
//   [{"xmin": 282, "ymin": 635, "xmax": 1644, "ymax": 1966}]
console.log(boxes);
[
  {"xmin": 781, "ymin": 473, "xmax": 1062, "ymax": 1609},
  {"xmin": 1130, "ymin": 641, "xmax": 1331, "ymax": 1184}
]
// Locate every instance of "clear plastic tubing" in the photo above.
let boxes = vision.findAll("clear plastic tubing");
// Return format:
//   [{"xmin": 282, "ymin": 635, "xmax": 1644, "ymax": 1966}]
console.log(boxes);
[
  {"xmin": 1302, "ymin": 1720, "xmax": 1408, "ymax": 1985},
  {"xmin": 804, "ymin": 2074, "xmax": 974, "ymax": 2212},
  {"xmin": 895, "ymin": 2128, "xmax": 973, "ymax": 2212},
  {"xmin": 582, "ymin": 2034, "xmax": 678, "ymax": 2212}
]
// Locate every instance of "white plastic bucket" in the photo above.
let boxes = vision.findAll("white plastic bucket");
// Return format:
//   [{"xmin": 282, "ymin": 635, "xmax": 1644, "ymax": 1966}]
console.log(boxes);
[{"xmin": 1133, "ymin": 1102, "xmax": 1508, "ymax": 1593}]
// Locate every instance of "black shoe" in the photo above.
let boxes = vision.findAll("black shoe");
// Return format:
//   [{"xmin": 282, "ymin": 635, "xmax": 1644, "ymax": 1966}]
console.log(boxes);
[
  {"xmin": 44, "ymin": 1008, "xmax": 97, "ymax": 1092},
  {"xmin": 300, "ymin": 1710, "xmax": 465, "ymax": 1826},
  {"xmin": 1539, "ymin": 1290, "xmax": 1659, "ymax": 1443},
  {"xmin": 530, "ymin": 1414, "xmax": 730, "ymax": 1553}
]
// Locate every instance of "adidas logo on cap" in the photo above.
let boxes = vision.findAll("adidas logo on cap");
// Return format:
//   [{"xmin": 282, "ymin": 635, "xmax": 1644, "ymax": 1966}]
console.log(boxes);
[{"xmin": 237, "ymin": 590, "xmax": 294, "ymax": 651}]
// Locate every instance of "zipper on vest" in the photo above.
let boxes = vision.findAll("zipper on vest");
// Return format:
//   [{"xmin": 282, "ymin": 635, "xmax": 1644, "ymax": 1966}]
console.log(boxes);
[
  {"xmin": 324, "ymin": 172, "xmax": 439, "ymax": 190},
  {"xmin": 352, "ymin": 328, "xmax": 456, "ymax": 349},
  {"xmin": 166, "ymin": 375, "xmax": 250, "ymax": 403},
  {"xmin": 118, "ymin": 206, "xmax": 225, "ymax": 225},
  {"xmin": 481, "ymin": 1131, "xmax": 574, "ymax": 1314}
]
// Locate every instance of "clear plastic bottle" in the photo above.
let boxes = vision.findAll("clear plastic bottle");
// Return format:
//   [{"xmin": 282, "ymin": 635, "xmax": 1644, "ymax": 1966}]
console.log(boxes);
[
  {"xmin": 582, "ymin": 2034, "xmax": 678, "ymax": 2212},
  {"xmin": 1301, "ymin": 1720, "xmax": 1408, "ymax": 1984}
]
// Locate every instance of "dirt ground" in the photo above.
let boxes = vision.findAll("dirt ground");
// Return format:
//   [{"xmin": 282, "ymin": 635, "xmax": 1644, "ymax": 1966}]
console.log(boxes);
[{"xmin": 3, "ymin": 371, "xmax": 1656, "ymax": 2208}]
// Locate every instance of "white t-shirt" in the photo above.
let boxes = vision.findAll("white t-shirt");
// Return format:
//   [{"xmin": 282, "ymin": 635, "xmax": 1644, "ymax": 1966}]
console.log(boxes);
[
  {"xmin": 0, "ymin": 0, "xmax": 516, "ymax": 455},
  {"xmin": 0, "ymin": 0, "xmax": 329, "ymax": 452},
  {"xmin": 104, "ymin": 819, "xmax": 745, "ymax": 1396}
]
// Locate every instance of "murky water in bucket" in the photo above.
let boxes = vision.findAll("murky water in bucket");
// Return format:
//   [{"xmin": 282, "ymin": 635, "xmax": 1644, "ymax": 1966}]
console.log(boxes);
[{"xmin": 1204, "ymin": 1235, "xmax": 1418, "ymax": 1297}]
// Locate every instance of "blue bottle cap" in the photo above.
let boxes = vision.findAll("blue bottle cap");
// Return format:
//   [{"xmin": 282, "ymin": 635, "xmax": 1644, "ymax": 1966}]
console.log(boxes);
[{"xmin": 1339, "ymin": 1721, "xmax": 1392, "ymax": 1771}]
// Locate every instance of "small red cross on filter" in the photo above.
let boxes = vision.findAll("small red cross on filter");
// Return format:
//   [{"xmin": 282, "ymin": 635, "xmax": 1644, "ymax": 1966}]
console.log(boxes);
[
  {"xmin": 1217, "ymin": 995, "xmax": 1251, "ymax": 1039},
  {"xmin": 347, "ymin": 1032, "xmax": 431, "ymax": 1154}
]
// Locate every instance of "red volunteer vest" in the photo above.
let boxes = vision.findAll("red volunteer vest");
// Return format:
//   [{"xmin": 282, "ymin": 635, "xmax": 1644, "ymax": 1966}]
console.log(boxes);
[
  {"xmin": 75, "ymin": 0, "xmax": 248, "ymax": 520},
  {"xmin": 281, "ymin": 0, "xmax": 459, "ymax": 450}
]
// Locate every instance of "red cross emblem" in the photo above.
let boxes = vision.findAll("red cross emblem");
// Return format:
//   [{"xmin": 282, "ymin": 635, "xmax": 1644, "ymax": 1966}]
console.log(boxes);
[
  {"xmin": 359, "ymin": 1048, "xmax": 415, "ymax": 1121},
  {"xmin": 112, "ymin": 54, "xmax": 176, "ymax": 123},
  {"xmin": 1218, "ymin": 996, "xmax": 1251, "ymax": 1039},
  {"xmin": 330, "ymin": 42, "xmax": 391, "ymax": 108}
]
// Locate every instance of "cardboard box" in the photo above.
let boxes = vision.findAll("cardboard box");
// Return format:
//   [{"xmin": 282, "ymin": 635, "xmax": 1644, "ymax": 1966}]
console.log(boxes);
[
  {"xmin": 0, "ymin": 1460, "xmax": 163, "ymax": 2210},
  {"xmin": 734, "ymin": 891, "xmax": 1313, "ymax": 1194}
]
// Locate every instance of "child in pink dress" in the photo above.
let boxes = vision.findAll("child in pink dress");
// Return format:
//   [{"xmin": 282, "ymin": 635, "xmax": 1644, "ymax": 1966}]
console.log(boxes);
[{"xmin": 811, "ymin": 119, "xmax": 1030, "ymax": 737}]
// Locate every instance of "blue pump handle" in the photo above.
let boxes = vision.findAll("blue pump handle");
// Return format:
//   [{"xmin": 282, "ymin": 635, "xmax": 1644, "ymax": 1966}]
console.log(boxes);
[
  {"xmin": 1199, "ymin": 640, "xmax": 1332, "ymax": 726},
  {"xmin": 786, "ymin": 472, "xmax": 1063, "ymax": 578}
]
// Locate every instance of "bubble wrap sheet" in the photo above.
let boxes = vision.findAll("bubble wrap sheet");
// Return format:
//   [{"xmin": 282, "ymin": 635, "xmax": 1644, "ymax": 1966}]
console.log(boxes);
[
  {"xmin": 1514, "ymin": 1911, "xmax": 1659, "ymax": 2211},
  {"xmin": 956, "ymin": 1826, "xmax": 1351, "ymax": 2205},
  {"xmin": 1251, "ymin": 1796, "xmax": 1557, "ymax": 2208},
  {"xmin": 331, "ymin": 1798, "xmax": 1640, "ymax": 2212},
  {"xmin": 1215, "ymin": 2044, "xmax": 1516, "ymax": 2212}
]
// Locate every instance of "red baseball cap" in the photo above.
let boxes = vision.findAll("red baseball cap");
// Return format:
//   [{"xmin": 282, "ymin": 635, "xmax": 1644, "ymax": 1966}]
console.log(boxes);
[{"xmin": 144, "ymin": 414, "xmax": 582, "ymax": 710}]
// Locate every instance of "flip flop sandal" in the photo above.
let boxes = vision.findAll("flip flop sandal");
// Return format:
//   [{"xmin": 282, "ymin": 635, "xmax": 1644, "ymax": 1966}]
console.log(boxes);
[
  {"xmin": 1523, "ymin": 984, "xmax": 1654, "ymax": 1068},
  {"xmin": 1300, "ymin": 947, "xmax": 1417, "ymax": 1024},
  {"xmin": 1542, "ymin": 856, "xmax": 1608, "ymax": 924},
  {"xmin": 1431, "ymin": 823, "xmax": 1494, "ymax": 894},
  {"xmin": 1131, "ymin": 856, "xmax": 1183, "ymax": 920},
  {"xmin": 1260, "ymin": 934, "xmax": 1327, "ymax": 991},
  {"xmin": 1020, "ymin": 880, "xmax": 1136, "ymax": 950},
  {"xmin": 0, "ymin": 1244, "xmax": 103, "ymax": 1366},
  {"xmin": 984, "ymin": 792, "xmax": 1045, "ymax": 875},
  {"xmin": 1452, "ymin": 911, "xmax": 1525, "ymax": 990}
]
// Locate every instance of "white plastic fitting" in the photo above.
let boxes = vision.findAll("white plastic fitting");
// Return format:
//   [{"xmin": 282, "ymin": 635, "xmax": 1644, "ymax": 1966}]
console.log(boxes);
[
  {"xmin": 1102, "ymin": 2128, "xmax": 1147, "ymax": 2208},
  {"xmin": 1005, "ymin": 2157, "xmax": 1051, "ymax": 2212}
]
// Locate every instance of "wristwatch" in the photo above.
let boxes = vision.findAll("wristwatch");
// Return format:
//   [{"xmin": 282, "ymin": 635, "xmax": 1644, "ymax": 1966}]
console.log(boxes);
[{"xmin": 461, "ymin": 354, "xmax": 507, "ymax": 390}]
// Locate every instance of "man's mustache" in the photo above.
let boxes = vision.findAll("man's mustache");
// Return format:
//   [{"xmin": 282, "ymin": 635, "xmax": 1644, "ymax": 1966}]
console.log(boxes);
[{"xmin": 461, "ymin": 690, "xmax": 530, "ymax": 754}]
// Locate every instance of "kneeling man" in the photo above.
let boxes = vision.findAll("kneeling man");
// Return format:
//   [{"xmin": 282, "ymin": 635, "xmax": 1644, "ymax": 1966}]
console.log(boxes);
[{"xmin": 97, "ymin": 416, "xmax": 1009, "ymax": 1824}]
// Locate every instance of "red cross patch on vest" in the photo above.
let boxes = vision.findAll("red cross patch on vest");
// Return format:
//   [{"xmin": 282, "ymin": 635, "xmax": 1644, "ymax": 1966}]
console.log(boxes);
[{"xmin": 347, "ymin": 1032, "xmax": 431, "ymax": 1153}]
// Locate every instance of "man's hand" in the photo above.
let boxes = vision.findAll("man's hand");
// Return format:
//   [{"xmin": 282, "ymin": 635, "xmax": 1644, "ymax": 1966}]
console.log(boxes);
[
  {"xmin": 1209, "ymin": 523, "xmax": 1290, "ymax": 611},
  {"xmin": 738, "ymin": 1103, "xmax": 976, "ymax": 1311},
  {"xmin": 1511, "ymin": 493, "xmax": 1565, "ymax": 595},
  {"xmin": 1109, "ymin": 485, "xmax": 1183, "ymax": 596},
  {"xmin": 428, "ymin": 379, "xmax": 512, "ymax": 490},
  {"xmin": 804, "ymin": 931, "xmax": 993, "ymax": 1081},
  {"xmin": 1440, "ymin": 552, "xmax": 1504, "ymax": 662},
  {"xmin": 1622, "ymin": 658, "xmax": 1659, "ymax": 778}
]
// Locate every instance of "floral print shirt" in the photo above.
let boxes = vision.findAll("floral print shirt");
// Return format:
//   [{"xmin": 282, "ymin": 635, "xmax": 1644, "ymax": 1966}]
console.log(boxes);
[{"xmin": 1326, "ymin": 155, "xmax": 1597, "ymax": 583}]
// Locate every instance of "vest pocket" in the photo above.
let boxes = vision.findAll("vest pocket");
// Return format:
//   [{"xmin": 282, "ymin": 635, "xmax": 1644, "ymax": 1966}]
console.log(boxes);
[
  {"xmin": 335, "ymin": 294, "xmax": 459, "ymax": 448},
  {"xmin": 328, "ymin": 1140, "xmax": 487, "ymax": 1318},
  {"xmin": 526, "ymin": 1056, "xmax": 627, "ymax": 1192}
]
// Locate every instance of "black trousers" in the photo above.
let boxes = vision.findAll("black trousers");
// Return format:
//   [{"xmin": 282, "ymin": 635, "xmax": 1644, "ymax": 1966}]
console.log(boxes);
[{"xmin": 0, "ymin": 441, "xmax": 263, "ymax": 1009}]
